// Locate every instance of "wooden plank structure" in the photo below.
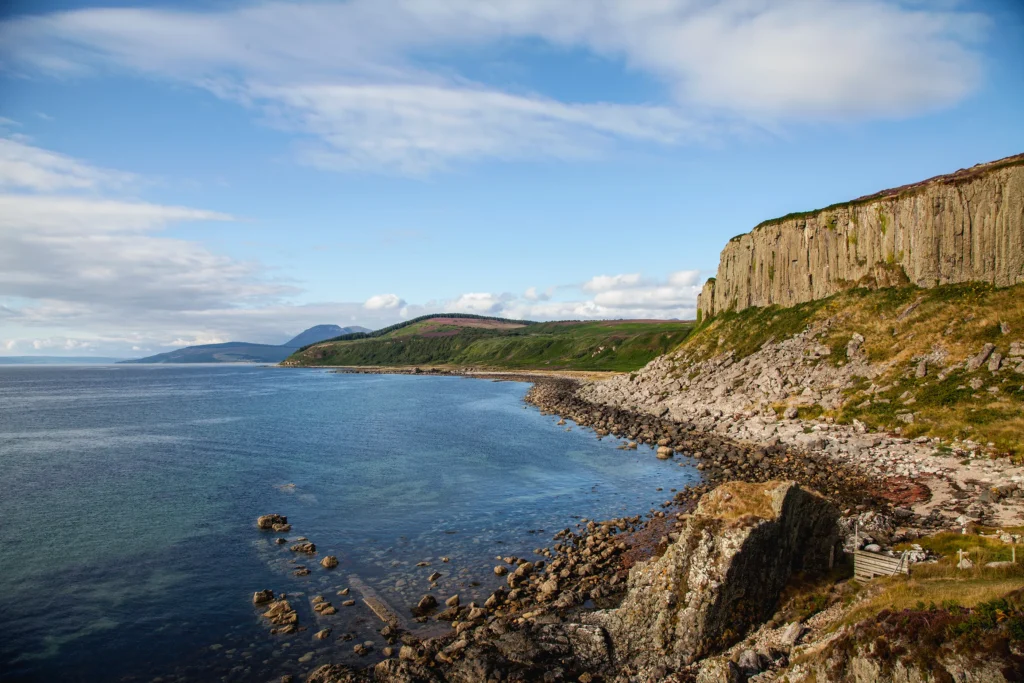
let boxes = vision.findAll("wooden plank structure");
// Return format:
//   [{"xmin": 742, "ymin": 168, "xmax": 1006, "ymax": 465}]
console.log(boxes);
[
  {"xmin": 854, "ymin": 549, "xmax": 910, "ymax": 582},
  {"xmin": 853, "ymin": 520, "xmax": 910, "ymax": 582}
]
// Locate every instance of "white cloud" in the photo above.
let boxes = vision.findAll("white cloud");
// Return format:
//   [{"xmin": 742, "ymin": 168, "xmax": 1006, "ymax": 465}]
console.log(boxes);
[
  {"xmin": 30, "ymin": 337, "xmax": 95, "ymax": 351},
  {"xmin": 161, "ymin": 336, "xmax": 229, "ymax": 348},
  {"xmin": 446, "ymin": 292, "xmax": 512, "ymax": 315},
  {"xmin": 437, "ymin": 270, "xmax": 703, "ymax": 322},
  {"xmin": 523, "ymin": 286, "xmax": 551, "ymax": 302},
  {"xmin": 364, "ymin": 293, "xmax": 405, "ymax": 310},
  {"xmin": 582, "ymin": 273, "xmax": 646, "ymax": 292},
  {"xmin": 256, "ymin": 82, "xmax": 692, "ymax": 174},
  {"xmin": 667, "ymin": 269, "xmax": 701, "ymax": 287},
  {"xmin": 0, "ymin": 137, "xmax": 136, "ymax": 192},
  {"xmin": 0, "ymin": 1, "xmax": 986, "ymax": 174}
]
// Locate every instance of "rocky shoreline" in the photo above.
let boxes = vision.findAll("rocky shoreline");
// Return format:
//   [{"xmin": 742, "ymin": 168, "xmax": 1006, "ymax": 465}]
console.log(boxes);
[{"xmin": 261, "ymin": 371, "xmax": 1015, "ymax": 683}]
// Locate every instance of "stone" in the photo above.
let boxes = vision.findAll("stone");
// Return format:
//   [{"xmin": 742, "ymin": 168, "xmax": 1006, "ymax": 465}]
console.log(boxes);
[
  {"xmin": 734, "ymin": 649, "xmax": 763, "ymax": 675},
  {"xmin": 256, "ymin": 514, "xmax": 287, "ymax": 530},
  {"xmin": 320, "ymin": 555, "xmax": 339, "ymax": 569},
  {"xmin": 989, "ymin": 352, "xmax": 1003, "ymax": 372},
  {"xmin": 290, "ymin": 542, "xmax": 316, "ymax": 554},
  {"xmin": 253, "ymin": 589, "xmax": 274, "ymax": 605},
  {"xmin": 428, "ymin": 571, "xmax": 441, "ymax": 582},
  {"xmin": 314, "ymin": 628, "xmax": 331, "ymax": 640},
  {"xmin": 696, "ymin": 657, "xmax": 744, "ymax": 683},
  {"xmin": 414, "ymin": 594, "xmax": 437, "ymax": 614},
  {"xmin": 656, "ymin": 446, "xmax": 674, "ymax": 459},
  {"xmin": 445, "ymin": 594, "xmax": 460, "ymax": 608},
  {"xmin": 587, "ymin": 481, "xmax": 840, "ymax": 670},
  {"xmin": 967, "ymin": 343, "xmax": 996, "ymax": 371},
  {"xmin": 783, "ymin": 406, "xmax": 799, "ymax": 420},
  {"xmin": 493, "ymin": 565, "xmax": 508, "ymax": 576},
  {"xmin": 780, "ymin": 621, "xmax": 806, "ymax": 649}
]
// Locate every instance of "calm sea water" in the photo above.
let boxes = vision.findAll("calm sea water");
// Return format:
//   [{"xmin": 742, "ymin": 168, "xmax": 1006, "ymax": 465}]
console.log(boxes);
[{"xmin": 0, "ymin": 365, "xmax": 698, "ymax": 682}]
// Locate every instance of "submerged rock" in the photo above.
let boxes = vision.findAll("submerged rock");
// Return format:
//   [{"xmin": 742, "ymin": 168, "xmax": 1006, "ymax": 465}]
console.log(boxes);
[{"xmin": 320, "ymin": 555, "xmax": 339, "ymax": 569}]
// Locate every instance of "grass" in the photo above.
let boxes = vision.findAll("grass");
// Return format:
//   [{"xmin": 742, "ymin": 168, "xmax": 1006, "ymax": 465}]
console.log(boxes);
[
  {"xmin": 696, "ymin": 481, "xmax": 783, "ymax": 523},
  {"xmin": 685, "ymin": 281, "xmax": 1024, "ymax": 456},
  {"xmin": 748, "ymin": 153, "xmax": 1024, "ymax": 232},
  {"xmin": 286, "ymin": 317, "xmax": 695, "ymax": 373}
]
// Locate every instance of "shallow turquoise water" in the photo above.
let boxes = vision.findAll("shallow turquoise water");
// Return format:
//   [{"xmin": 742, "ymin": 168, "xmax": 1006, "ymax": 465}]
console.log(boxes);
[{"xmin": 0, "ymin": 365, "xmax": 698, "ymax": 681}]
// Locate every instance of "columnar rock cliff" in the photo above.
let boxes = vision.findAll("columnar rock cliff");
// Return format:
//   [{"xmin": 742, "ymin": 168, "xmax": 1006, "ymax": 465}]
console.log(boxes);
[{"xmin": 697, "ymin": 154, "xmax": 1024, "ymax": 317}]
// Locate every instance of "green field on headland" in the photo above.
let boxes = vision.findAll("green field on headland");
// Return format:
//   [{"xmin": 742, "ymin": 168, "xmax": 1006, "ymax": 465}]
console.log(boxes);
[{"xmin": 284, "ymin": 314, "xmax": 694, "ymax": 372}]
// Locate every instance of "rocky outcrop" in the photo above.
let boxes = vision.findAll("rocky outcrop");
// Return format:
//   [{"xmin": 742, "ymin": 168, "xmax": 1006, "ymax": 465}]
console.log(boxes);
[
  {"xmin": 588, "ymin": 481, "xmax": 840, "ymax": 672},
  {"xmin": 789, "ymin": 592, "xmax": 1024, "ymax": 682},
  {"xmin": 697, "ymin": 154, "xmax": 1024, "ymax": 317}
]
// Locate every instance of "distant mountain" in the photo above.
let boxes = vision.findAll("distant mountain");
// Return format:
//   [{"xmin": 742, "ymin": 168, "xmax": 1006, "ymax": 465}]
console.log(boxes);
[
  {"xmin": 0, "ymin": 356, "xmax": 126, "ymax": 365},
  {"xmin": 285, "ymin": 324, "xmax": 369, "ymax": 348},
  {"xmin": 122, "ymin": 325, "xmax": 370, "ymax": 364}
]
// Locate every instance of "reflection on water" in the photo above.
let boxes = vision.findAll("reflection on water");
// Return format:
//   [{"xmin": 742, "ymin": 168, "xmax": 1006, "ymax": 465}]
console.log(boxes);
[{"xmin": 0, "ymin": 365, "xmax": 699, "ymax": 681}]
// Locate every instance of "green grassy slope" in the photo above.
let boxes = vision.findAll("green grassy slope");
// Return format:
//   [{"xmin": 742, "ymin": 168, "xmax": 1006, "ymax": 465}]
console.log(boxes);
[
  {"xmin": 683, "ymin": 282, "xmax": 1024, "ymax": 455},
  {"xmin": 285, "ymin": 317, "xmax": 694, "ymax": 372}
]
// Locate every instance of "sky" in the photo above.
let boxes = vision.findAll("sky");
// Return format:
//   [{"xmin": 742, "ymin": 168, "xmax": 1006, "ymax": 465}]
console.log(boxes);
[{"xmin": 0, "ymin": 0, "xmax": 1022, "ymax": 357}]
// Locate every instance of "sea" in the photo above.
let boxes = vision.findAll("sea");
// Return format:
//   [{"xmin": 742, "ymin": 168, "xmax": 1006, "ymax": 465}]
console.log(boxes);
[{"xmin": 0, "ymin": 364, "xmax": 699, "ymax": 681}]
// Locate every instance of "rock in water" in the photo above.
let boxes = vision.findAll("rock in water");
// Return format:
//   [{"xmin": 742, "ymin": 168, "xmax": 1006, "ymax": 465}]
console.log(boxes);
[
  {"xmin": 587, "ymin": 480, "xmax": 840, "ymax": 670},
  {"xmin": 256, "ymin": 514, "xmax": 287, "ymax": 530},
  {"xmin": 320, "ymin": 555, "xmax": 339, "ymax": 569},
  {"xmin": 252, "ymin": 589, "xmax": 274, "ymax": 605}
]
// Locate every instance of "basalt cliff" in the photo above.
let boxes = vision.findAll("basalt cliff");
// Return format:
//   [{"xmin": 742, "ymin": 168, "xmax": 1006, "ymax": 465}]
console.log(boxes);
[{"xmin": 697, "ymin": 154, "xmax": 1024, "ymax": 318}]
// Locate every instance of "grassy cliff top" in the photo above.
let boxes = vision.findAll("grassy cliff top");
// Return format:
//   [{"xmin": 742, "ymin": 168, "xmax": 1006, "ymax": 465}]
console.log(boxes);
[{"xmin": 728, "ymin": 152, "xmax": 1024, "ymax": 238}]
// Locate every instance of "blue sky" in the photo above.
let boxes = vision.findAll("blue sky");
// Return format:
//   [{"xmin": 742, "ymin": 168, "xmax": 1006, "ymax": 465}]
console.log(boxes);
[{"xmin": 1, "ymin": 0, "xmax": 1022, "ymax": 356}]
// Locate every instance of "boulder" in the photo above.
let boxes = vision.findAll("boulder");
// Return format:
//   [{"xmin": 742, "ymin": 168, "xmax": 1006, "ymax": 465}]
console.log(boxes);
[
  {"xmin": 291, "ymin": 542, "xmax": 317, "ymax": 554},
  {"xmin": 257, "ymin": 514, "xmax": 287, "ymax": 530},
  {"xmin": 587, "ymin": 481, "xmax": 840, "ymax": 670},
  {"xmin": 253, "ymin": 589, "xmax": 274, "ymax": 605},
  {"xmin": 320, "ymin": 555, "xmax": 339, "ymax": 569}
]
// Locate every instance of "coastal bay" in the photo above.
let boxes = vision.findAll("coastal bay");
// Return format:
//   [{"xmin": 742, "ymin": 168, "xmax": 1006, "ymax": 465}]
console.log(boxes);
[{"xmin": 0, "ymin": 365, "xmax": 698, "ymax": 682}]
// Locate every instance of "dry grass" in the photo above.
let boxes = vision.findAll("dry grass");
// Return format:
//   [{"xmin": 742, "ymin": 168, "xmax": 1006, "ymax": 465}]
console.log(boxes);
[
  {"xmin": 841, "ymin": 576, "xmax": 1024, "ymax": 627},
  {"xmin": 687, "ymin": 282, "xmax": 1024, "ymax": 456},
  {"xmin": 894, "ymin": 532, "xmax": 1023, "ymax": 580},
  {"xmin": 697, "ymin": 480, "xmax": 786, "ymax": 522}
]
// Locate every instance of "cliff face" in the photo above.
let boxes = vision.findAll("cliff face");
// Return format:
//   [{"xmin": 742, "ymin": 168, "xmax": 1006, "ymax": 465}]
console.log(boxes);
[
  {"xmin": 697, "ymin": 154, "xmax": 1024, "ymax": 317},
  {"xmin": 588, "ymin": 481, "xmax": 839, "ymax": 672}
]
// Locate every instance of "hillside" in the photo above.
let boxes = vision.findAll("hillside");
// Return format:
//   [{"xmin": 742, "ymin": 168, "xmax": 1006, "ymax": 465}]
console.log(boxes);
[
  {"xmin": 284, "ymin": 315, "xmax": 694, "ymax": 372},
  {"xmin": 583, "ymin": 281, "xmax": 1024, "ymax": 457},
  {"xmin": 698, "ymin": 153, "xmax": 1024, "ymax": 318},
  {"xmin": 124, "ymin": 324, "xmax": 368, "ymax": 363}
]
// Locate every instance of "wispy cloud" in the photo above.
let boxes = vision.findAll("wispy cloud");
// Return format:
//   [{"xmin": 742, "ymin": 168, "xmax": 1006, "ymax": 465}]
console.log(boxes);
[
  {"xmin": 0, "ymin": 0, "xmax": 987, "ymax": 174},
  {"xmin": 0, "ymin": 137, "xmax": 136, "ymax": 192}
]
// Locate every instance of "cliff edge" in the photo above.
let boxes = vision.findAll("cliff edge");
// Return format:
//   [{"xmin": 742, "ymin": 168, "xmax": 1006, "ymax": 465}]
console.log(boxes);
[{"xmin": 698, "ymin": 154, "xmax": 1024, "ymax": 318}]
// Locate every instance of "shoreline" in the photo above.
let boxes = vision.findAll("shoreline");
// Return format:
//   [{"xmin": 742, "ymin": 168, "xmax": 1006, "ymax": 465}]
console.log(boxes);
[
  {"xmin": 266, "ymin": 364, "xmax": 1021, "ymax": 682},
  {"xmin": 271, "ymin": 367, "xmax": 920, "ymax": 681}
]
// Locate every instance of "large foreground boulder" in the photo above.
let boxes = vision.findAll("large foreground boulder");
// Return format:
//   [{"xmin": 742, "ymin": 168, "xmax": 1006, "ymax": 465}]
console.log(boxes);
[{"xmin": 589, "ymin": 481, "xmax": 840, "ymax": 671}]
